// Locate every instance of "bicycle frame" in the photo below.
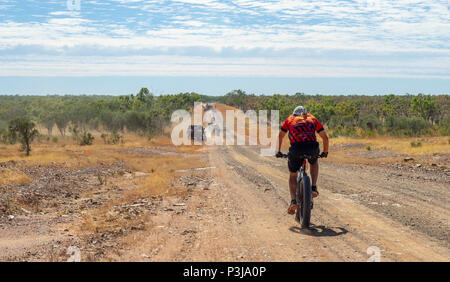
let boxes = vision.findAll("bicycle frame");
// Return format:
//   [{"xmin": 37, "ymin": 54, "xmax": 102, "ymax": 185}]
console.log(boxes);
[
  {"xmin": 295, "ymin": 159, "xmax": 312, "ymax": 225},
  {"xmin": 298, "ymin": 159, "xmax": 308, "ymax": 183},
  {"xmin": 277, "ymin": 152, "xmax": 321, "ymax": 229},
  {"xmin": 295, "ymin": 154, "xmax": 321, "ymax": 228}
]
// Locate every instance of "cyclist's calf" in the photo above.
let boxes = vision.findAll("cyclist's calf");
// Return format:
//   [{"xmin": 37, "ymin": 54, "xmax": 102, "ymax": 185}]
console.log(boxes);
[
  {"xmin": 310, "ymin": 161, "xmax": 319, "ymax": 187},
  {"xmin": 289, "ymin": 172, "xmax": 298, "ymax": 201}
]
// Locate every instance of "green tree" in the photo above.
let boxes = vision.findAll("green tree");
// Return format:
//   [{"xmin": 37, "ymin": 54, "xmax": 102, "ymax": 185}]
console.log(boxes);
[
  {"xmin": 336, "ymin": 101, "xmax": 359, "ymax": 120},
  {"xmin": 359, "ymin": 114, "xmax": 381, "ymax": 131},
  {"xmin": 39, "ymin": 109, "xmax": 56, "ymax": 136},
  {"xmin": 255, "ymin": 94, "xmax": 293, "ymax": 120},
  {"xmin": 307, "ymin": 101, "xmax": 336, "ymax": 125},
  {"xmin": 224, "ymin": 90, "xmax": 249, "ymax": 110},
  {"xmin": 378, "ymin": 94, "xmax": 396, "ymax": 118},
  {"xmin": 378, "ymin": 94, "xmax": 410, "ymax": 120},
  {"xmin": 8, "ymin": 118, "xmax": 39, "ymax": 156},
  {"xmin": 135, "ymin": 87, "xmax": 154, "ymax": 109},
  {"xmin": 55, "ymin": 110, "xmax": 69, "ymax": 136},
  {"xmin": 410, "ymin": 94, "xmax": 438, "ymax": 124},
  {"xmin": 79, "ymin": 131, "xmax": 94, "ymax": 146}
]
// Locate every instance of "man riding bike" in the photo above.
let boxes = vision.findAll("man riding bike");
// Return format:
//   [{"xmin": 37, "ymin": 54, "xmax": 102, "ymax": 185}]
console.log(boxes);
[{"xmin": 276, "ymin": 106, "xmax": 329, "ymax": 215}]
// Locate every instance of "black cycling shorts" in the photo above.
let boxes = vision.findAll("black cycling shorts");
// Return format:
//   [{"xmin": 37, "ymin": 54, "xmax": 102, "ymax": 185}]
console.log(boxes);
[{"xmin": 288, "ymin": 141, "xmax": 320, "ymax": 173}]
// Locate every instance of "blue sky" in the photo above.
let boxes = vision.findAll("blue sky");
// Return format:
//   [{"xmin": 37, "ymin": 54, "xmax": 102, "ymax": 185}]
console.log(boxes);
[{"xmin": 0, "ymin": 0, "xmax": 449, "ymax": 95}]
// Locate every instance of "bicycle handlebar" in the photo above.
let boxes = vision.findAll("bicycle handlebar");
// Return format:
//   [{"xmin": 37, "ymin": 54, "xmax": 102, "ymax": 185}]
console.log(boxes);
[
  {"xmin": 277, "ymin": 153, "xmax": 288, "ymax": 158},
  {"xmin": 276, "ymin": 153, "xmax": 323, "ymax": 159}
]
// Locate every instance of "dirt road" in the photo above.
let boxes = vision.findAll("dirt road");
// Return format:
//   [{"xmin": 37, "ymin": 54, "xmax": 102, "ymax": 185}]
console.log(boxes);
[
  {"xmin": 113, "ymin": 143, "xmax": 449, "ymax": 262},
  {"xmin": 1, "ymin": 140, "xmax": 449, "ymax": 261}
]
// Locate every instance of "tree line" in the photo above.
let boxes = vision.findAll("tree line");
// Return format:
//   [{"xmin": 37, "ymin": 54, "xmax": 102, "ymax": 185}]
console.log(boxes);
[
  {"xmin": 0, "ymin": 89, "xmax": 448, "ymax": 155},
  {"xmin": 217, "ymin": 90, "xmax": 449, "ymax": 137},
  {"xmin": 0, "ymin": 89, "xmax": 201, "ymax": 154}
]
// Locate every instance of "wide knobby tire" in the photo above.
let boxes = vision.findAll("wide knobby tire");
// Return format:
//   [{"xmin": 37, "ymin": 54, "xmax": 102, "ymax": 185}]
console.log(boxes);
[
  {"xmin": 295, "ymin": 177, "xmax": 301, "ymax": 223},
  {"xmin": 300, "ymin": 175, "xmax": 312, "ymax": 229}
]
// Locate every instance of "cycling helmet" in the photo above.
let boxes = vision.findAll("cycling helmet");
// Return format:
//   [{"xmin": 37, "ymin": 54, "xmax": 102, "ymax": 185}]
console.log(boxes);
[{"xmin": 293, "ymin": 106, "xmax": 307, "ymax": 116}]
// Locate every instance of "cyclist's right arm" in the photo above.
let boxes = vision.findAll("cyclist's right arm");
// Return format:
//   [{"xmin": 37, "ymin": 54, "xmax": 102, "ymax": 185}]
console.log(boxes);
[
  {"xmin": 278, "ymin": 118, "xmax": 290, "ymax": 153},
  {"xmin": 278, "ymin": 130, "xmax": 286, "ymax": 153}
]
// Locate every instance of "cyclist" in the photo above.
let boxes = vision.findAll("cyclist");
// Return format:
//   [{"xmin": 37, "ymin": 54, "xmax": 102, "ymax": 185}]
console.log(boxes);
[{"xmin": 276, "ymin": 106, "xmax": 329, "ymax": 215}]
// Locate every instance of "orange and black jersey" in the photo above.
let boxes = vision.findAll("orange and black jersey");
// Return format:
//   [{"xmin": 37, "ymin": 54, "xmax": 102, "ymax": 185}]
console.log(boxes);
[{"xmin": 281, "ymin": 114, "xmax": 324, "ymax": 144}]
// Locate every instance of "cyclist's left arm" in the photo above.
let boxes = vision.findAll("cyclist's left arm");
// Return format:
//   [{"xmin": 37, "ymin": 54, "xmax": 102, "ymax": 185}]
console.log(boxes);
[
  {"xmin": 318, "ymin": 130, "xmax": 329, "ymax": 153},
  {"xmin": 314, "ymin": 118, "xmax": 329, "ymax": 153}
]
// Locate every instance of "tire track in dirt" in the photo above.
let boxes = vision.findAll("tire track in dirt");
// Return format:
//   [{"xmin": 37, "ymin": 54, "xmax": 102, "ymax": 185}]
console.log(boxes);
[
  {"xmin": 206, "ymin": 146, "xmax": 350, "ymax": 261},
  {"xmin": 235, "ymin": 145, "xmax": 450, "ymax": 244},
  {"xmin": 224, "ymin": 146, "xmax": 376, "ymax": 261},
  {"xmin": 319, "ymin": 166, "xmax": 449, "ymax": 244},
  {"xmin": 224, "ymin": 145, "xmax": 449, "ymax": 261}
]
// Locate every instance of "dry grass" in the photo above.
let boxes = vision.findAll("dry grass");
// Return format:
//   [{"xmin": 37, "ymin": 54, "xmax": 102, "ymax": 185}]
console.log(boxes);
[
  {"xmin": 0, "ymin": 133, "xmax": 204, "ymax": 167},
  {"xmin": 331, "ymin": 136, "xmax": 450, "ymax": 156},
  {"xmin": 0, "ymin": 168, "xmax": 30, "ymax": 186},
  {"xmin": 77, "ymin": 152, "xmax": 204, "ymax": 241},
  {"xmin": 0, "ymin": 132, "xmax": 205, "ymax": 236},
  {"xmin": 325, "ymin": 135, "xmax": 450, "ymax": 166},
  {"xmin": 2, "ymin": 118, "xmax": 208, "ymax": 260},
  {"xmin": 54, "ymin": 134, "xmax": 206, "ymax": 237}
]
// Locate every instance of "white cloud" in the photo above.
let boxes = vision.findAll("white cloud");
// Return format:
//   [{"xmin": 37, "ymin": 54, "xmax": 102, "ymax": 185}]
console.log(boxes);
[
  {"xmin": 0, "ymin": 0, "xmax": 448, "ymax": 78},
  {"xmin": 1, "ymin": 52, "xmax": 448, "ymax": 79}
]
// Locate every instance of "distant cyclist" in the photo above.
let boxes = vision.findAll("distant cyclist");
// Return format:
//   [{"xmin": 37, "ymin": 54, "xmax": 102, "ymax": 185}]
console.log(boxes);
[{"xmin": 276, "ymin": 106, "xmax": 329, "ymax": 215}]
